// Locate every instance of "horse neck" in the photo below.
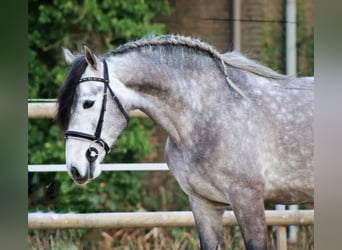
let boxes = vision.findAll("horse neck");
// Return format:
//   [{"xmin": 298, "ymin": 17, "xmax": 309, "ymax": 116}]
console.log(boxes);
[{"xmin": 108, "ymin": 50, "xmax": 230, "ymax": 145}]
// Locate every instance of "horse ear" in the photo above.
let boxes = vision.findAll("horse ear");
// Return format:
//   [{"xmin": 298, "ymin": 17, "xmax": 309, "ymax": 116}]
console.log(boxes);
[
  {"xmin": 62, "ymin": 47, "xmax": 75, "ymax": 64},
  {"xmin": 83, "ymin": 45, "xmax": 98, "ymax": 71}
]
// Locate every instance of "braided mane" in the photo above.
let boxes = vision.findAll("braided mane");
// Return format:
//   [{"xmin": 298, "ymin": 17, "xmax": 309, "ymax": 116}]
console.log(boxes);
[
  {"xmin": 107, "ymin": 35, "xmax": 250, "ymax": 101},
  {"xmin": 109, "ymin": 35, "xmax": 223, "ymax": 60},
  {"xmin": 108, "ymin": 34, "xmax": 287, "ymax": 79}
]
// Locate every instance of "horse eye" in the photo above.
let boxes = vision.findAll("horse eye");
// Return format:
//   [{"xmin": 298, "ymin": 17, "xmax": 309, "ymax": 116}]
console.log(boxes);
[{"xmin": 83, "ymin": 100, "xmax": 95, "ymax": 109}]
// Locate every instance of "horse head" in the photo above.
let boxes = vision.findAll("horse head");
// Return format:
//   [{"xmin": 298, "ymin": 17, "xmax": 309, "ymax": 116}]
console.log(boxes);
[{"xmin": 57, "ymin": 46, "xmax": 129, "ymax": 184}]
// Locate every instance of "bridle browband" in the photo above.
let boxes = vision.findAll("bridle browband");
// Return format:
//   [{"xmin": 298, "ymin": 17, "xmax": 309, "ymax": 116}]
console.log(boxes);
[{"xmin": 65, "ymin": 59, "xmax": 130, "ymax": 162}]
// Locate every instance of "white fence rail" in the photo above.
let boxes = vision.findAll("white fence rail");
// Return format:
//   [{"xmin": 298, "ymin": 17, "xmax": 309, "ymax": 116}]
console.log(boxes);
[
  {"xmin": 28, "ymin": 163, "xmax": 169, "ymax": 172},
  {"xmin": 28, "ymin": 210, "xmax": 314, "ymax": 230},
  {"xmin": 28, "ymin": 163, "xmax": 314, "ymax": 231}
]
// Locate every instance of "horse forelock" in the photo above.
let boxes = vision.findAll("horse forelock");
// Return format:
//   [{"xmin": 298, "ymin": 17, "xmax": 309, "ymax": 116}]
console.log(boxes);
[{"xmin": 56, "ymin": 55, "xmax": 88, "ymax": 131}]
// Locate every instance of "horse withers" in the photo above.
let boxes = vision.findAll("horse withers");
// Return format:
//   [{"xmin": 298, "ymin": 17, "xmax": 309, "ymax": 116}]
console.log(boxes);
[{"xmin": 57, "ymin": 35, "xmax": 314, "ymax": 249}]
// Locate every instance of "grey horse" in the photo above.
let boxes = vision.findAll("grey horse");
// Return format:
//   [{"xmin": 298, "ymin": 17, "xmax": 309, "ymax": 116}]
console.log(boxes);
[{"xmin": 57, "ymin": 35, "xmax": 314, "ymax": 249}]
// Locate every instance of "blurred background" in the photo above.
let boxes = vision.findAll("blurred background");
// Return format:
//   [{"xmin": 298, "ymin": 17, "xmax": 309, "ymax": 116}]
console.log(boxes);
[{"xmin": 28, "ymin": 0, "xmax": 313, "ymax": 249}]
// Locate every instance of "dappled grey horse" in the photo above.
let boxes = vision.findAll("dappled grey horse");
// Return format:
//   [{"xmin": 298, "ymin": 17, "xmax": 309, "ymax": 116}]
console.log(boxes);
[{"xmin": 57, "ymin": 35, "xmax": 314, "ymax": 249}]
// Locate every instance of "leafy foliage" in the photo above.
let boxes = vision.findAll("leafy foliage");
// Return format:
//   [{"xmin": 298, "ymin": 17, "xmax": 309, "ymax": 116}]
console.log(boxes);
[
  {"xmin": 262, "ymin": 0, "xmax": 313, "ymax": 76},
  {"xmin": 28, "ymin": 0, "xmax": 170, "ymax": 99},
  {"xmin": 28, "ymin": 0, "xmax": 171, "ymax": 213},
  {"xmin": 296, "ymin": 0, "xmax": 314, "ymax": 76}
]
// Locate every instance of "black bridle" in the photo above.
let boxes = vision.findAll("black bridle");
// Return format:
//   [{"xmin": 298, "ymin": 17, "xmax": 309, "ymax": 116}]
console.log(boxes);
[{"xmin": 65, "ymin": 59, "xmax": 130, "ymax": 162}]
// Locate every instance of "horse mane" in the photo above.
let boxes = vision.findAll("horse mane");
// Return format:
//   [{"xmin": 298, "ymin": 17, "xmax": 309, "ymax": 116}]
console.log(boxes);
[
  {"xmin": 221, "ymin": 51, "xmax": 289, "ymax": 80},
  {"xmin": 107, "ymin": 35, "xmax": 288, "ymax": 101},
  {"xmin": 56, "ymin": 55, "xmax": 88, "ymax": 131},
  {"xmin": 108, "ymin": 34, "xmax": 224, "ymax": 61},
  {"xmin": 108, "ymin": 34, "xmax": 287, "ymax": 79}
]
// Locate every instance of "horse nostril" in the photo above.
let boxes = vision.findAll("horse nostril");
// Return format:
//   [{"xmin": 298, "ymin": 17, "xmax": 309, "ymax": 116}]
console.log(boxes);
[
  {"xmin": 70, "ymin": 166, "xmax": 89, "ymax": 184},
  {"xmin": 70, "ymin": 166, "xmax": 81, "ymax": 179}
]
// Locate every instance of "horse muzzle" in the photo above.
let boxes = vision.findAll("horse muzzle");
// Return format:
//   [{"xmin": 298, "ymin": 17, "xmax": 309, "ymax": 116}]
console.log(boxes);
[
  {"xmin": 65, "ymin": 139, "xmax": 104, "ymax": 184},
  {"xmin": 69, "ymin": 147, "xmax": 99, "ymax": 184},
  {"xmin": 68, "ymin": 159, "xmax": 102, "ymax": 185}
]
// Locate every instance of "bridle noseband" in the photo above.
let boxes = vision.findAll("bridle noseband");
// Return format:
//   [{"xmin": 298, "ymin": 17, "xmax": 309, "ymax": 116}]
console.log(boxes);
[{"xmin": 65, "ymin": 59, "xmax": 130, "ymax": 162}]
